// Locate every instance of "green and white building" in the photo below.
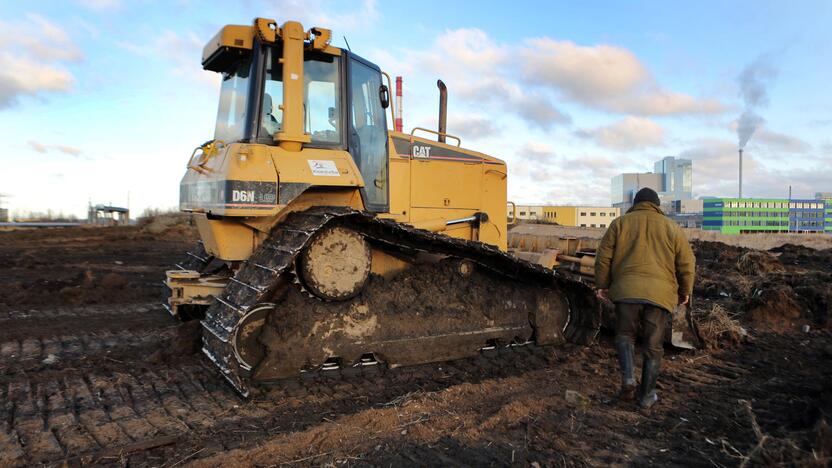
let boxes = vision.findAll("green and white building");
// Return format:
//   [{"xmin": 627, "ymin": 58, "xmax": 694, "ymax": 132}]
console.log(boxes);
[{"xmin": 703, "ymin": 197, "xmax": 832, "ymax": 234}]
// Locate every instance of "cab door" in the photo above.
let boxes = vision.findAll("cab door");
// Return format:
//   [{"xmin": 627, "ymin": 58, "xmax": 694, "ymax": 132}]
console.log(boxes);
[{"xmin": 347, "ymin": 54, "xmax": 389, "ymax": 213}]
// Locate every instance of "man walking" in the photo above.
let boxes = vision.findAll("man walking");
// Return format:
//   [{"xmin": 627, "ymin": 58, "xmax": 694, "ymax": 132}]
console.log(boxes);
[{"xmin": 595, "ymin": 188, "xmax": 695, "ymax": 408}]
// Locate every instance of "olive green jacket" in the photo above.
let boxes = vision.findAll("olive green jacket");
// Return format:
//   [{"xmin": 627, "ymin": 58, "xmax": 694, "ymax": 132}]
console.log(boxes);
[{"xmin": 594, "ymin": 202, "xmax": 696, "ymax": 312}]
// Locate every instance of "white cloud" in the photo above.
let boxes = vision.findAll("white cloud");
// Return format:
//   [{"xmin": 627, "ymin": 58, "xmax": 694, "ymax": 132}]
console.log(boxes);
[
  {"xmin": 28, "ymin": 140, "xmax": 83, "ymax": 157},
  {"xmin": 576, "ymin": 116, "xmax": 665, "ymax": 151},
  {"xmin": 521, "ymin": 38, "xmax": 725, "ymax": 116},
  {"xmin": 518, "ymin": 142, "xmax": 556, "ymax": 162},
  {"xmin": 0, "ymin": 14, "xmax": 81, "ymax": 108},
  {"xmin": 394, "ymin": 28, "xmax": 722, "ymax": 133},
  {"xmin": 522, "ymin": 39, "xmax": 648, "ymax": 101},
  {"xmin": 411, "ymin": 29, "xmax": 570, "ymax": 129},
  {"xmin": 448, "ymin": 115, "xmax": 499, "ymax": 140},
  {"xmin": 753, "ymin": 129, "xmax": 811, "ymax": 153},
  {"xmin": 0, "ymin": 54, "xmax": 75, "ymax": 108},
  {"xmin": 118, "ymin": 31, "xmax": 220, "ymax": 89}
]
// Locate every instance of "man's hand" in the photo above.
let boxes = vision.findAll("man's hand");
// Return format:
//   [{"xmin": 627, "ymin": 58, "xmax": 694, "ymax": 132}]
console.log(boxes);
[
  {"xmin": 678, "ymin": 294, "xmax": 690, "ymax": 306},
  {"xmin": 597, "ymin": 288, "xmax": 610, "ymax": 302}
]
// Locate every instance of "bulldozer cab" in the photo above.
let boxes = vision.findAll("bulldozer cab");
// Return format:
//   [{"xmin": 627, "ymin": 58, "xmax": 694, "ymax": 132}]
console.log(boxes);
[{"xmin": 208, "ymin": 25, "xmax": 389, "ymax": 212}]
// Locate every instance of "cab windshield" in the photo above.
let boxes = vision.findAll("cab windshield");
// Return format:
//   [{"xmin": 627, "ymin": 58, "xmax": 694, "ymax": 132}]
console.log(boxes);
[{"xmin": 257, "ymin": 48, "xmax": 342, "ymax": 145}]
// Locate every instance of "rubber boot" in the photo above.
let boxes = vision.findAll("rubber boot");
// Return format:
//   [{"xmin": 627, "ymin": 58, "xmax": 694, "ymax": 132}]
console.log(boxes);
[
  {"xmin": 638, "ymin": 358, "xmax": 661, "ymax": 409},
  {"xmin": 614, "ymin": 336, "xmax": 636, "ymax": 401}
]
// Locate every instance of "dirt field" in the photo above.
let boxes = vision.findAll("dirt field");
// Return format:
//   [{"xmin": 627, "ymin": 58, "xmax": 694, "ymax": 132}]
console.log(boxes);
[{"xmin": 1, "ymin": 224, "xmax": 830, "ymax": 466}]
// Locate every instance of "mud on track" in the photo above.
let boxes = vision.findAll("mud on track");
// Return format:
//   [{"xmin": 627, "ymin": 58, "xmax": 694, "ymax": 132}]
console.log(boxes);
[{"xmin": 1, "ymin": 224, "xmax": 830, "ymax": 466}]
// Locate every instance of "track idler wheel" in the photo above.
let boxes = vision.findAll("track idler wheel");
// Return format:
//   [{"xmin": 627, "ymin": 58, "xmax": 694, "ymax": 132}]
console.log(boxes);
[
  {"xmin": 297, "ymin": 225, "xmax": 371, "ymax": 301},
  {"xmin": 233, "ymin": 303, "xmax": 274, "ymax": 371}
]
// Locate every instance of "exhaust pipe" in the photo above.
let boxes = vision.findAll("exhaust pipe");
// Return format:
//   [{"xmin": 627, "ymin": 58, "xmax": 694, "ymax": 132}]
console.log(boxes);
[
  {"xmin": 437, "ymin": 79, "xmax": 447, "ymax": 143},
  {"xmin": 395, "ymin": 76, "xmax": 403, "ymax": 132}
]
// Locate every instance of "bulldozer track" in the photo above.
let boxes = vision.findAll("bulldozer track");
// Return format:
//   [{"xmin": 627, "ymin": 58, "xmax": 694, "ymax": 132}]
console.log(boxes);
[{"xmin": 200, "ymin": 206, "xmax": 602, "ymax": 396}]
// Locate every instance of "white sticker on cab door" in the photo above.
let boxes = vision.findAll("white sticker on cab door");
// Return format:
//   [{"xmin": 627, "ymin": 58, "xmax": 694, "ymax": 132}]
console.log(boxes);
[{"xmin": 308, "ymin": 160, "xmax": 340, "ymax": 177}]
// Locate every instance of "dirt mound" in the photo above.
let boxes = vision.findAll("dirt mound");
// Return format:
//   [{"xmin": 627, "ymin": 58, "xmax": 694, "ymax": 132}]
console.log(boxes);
[
  {"xmin": 692, "ymin": 240, "xmax": 746, "ymax": 272},
  {"xmin": 137, "ymin": 213, "xmax": 197, "ymax": 239},
  {"xmin": 691, "ymin": 239, "xmax": 831, "ymax": 333},
  {"xmin": 744, "ymin": 271, "xmax": 832, "ymax": 331},
  {"xmin": 692, "ymin": 240, "xmax": 754, "ymax": 300},
  {"xmin": 0, "ymin": 225, "xmax": 195, "ymax": 311},
  {"xmin": 737, "ymin": 250, "xmax": 785, "ymax": 276},
  {"xmin": 745, "ymin": 285, "xmax": 806, "ymax": 331},
  {"xmin": 770, "ymin": 243, "xmax": 832, "ymax": 270}
]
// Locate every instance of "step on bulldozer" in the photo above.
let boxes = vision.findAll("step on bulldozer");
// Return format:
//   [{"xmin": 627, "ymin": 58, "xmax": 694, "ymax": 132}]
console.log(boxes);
[{"xmin": 165, "ymin": 18, "xmax": 602, "ymax": 396}]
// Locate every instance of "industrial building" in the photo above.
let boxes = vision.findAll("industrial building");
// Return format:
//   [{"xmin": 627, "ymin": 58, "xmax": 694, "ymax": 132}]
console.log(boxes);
[
  {"xmin": 654, "ymin": 156, "xmax": 693, "ymax": 202},
  {"xmin": 789, "ymin": 199, "xmax": 827, "ymax": 233},
  {"xmin": 703, "ymin": 198, "xmax": 832, "ymax": 234},
  {"xmin": 515, "ymin": 205, "xmax": 620, "ymax": 228},
  {"xmin": 611, "ymin": 173, "xmax": 664, "ymax": 212},
  {"xmin": 612, "ymin": 156, "xmax": 693, "ymax": 213}
]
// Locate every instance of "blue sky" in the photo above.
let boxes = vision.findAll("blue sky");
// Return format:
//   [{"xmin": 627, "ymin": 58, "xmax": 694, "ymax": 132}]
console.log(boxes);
[{"xmin": 1, "ymin": 0, "xmax": 830, "ymax": 218}]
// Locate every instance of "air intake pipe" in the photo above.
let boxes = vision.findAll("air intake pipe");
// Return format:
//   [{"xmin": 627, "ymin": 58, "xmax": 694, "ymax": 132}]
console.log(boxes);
[{"xmin": 437, "ymin": 80, "xmax": 447, "ymax": 143}]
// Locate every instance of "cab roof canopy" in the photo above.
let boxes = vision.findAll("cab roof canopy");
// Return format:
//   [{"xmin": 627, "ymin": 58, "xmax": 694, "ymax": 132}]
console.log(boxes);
[
  {"xmin": 202, "ymin": 25, "xmax": 254, "ymax": 72},
  {"xmin": 201, "ymin": 19, "xmax": 340, "ymax": 72}
]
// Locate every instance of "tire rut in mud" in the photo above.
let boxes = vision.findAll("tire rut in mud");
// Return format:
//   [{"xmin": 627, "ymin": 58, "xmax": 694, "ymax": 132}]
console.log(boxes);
[{"xmin": 1, "ymin": 319, "xmax": 562, "ymax": 467}]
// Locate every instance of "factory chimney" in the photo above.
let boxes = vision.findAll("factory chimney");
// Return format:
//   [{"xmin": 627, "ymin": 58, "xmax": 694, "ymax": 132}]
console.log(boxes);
[{"xmin": 738, "ymin": 148, "xmax": 743, "ymax": 198}]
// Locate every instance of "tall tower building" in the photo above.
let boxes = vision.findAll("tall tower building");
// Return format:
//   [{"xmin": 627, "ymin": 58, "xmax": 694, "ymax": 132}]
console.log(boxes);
[{"xmin": 654, "ymin": 156, "xmax": 692, "ymax": 201}]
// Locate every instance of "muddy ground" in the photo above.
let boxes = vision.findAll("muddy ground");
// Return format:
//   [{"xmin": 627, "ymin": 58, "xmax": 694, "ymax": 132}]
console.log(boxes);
[{"xmin": 0, "ymin": 223, "xmax": 830, "ymax": 466}]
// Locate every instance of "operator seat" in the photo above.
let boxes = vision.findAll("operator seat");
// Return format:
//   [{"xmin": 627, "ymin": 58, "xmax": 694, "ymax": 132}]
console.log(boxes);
[{"xmin": 261, "ymin": 93, "xmax": 280, "ymax": 136}]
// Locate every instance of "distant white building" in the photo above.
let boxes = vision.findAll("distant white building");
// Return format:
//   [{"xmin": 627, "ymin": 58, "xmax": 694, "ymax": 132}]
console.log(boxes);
[{"xmin": 612, "ymin": 156, "xmax": 694, "ymax": 213}]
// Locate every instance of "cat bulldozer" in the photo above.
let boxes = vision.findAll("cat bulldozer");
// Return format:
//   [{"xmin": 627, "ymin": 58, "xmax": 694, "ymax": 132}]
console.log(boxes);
[{"xmin": 165, "ymin": 18, "xmax": 601, "ymax": 396}]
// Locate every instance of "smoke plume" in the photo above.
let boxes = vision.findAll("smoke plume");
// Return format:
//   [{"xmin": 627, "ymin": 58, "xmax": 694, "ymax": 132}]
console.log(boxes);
[{"xmin": 736, "ymin": 56, "xmax": 777, "ymax": 149}]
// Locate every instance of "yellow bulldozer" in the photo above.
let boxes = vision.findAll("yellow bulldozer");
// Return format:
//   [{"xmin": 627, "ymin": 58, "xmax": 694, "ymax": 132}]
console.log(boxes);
[{"xmin": 165, "ymin": 18, "xmax": 601, "ymax": 396}]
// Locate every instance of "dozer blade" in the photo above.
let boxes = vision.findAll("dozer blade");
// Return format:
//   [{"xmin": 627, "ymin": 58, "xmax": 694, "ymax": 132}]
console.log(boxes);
[{"xmin": 200, "ymin": 207, "xmax": 603, "ymax": 396}]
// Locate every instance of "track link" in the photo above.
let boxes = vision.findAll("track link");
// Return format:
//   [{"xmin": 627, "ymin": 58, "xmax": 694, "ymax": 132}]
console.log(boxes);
[{"xmin": 201, "ymin": 207, "xmax": 602, "ymax": 396}]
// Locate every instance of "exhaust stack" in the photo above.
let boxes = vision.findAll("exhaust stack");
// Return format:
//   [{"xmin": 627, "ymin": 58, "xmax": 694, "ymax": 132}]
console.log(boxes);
[
  {"xmin": 739, "ymin": 148, "xmax": 743, "ymax": 198},
  {"xmin": 437, "ymin": 79, "xmax": 447, "ymax": 143},
  {"xmin": 395, "ymin": 76, "xmax": 403, "ymax": 132}
]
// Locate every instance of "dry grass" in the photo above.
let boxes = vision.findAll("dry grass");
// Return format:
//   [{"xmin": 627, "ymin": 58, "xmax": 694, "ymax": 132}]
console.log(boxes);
[
  {"xmin": 695, "ymin": 304, "xmax": 747, "ymax": 349},
  {"xmin": 736, "ymin": 250, "xmax": 785, "ymax": 276},
  {"xmin": 686, "ymin": 229, "xmax": 832, "ymax": 250}
]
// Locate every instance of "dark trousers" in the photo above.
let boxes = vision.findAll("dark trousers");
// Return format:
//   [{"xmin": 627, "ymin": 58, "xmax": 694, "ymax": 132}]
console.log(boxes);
[{"xmin": 615, "ymin": 303, "xmax": 667, "ymax": 361}]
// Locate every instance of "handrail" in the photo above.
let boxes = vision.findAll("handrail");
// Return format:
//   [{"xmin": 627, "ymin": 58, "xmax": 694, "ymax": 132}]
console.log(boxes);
[
  {"xmin": 409, "ymin": 127, "xmax": 461, "ymax": 147},
  {"xmin": 507, "ymin": 201, "xmax": 518, "ymax": 225},
  {"xmin": 187, "ymin": 140, "xmax": 225, "ymax": 173},
  {"xmin": 380, "ymin": 71, "xmax": 396, "ymax": 131}
]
